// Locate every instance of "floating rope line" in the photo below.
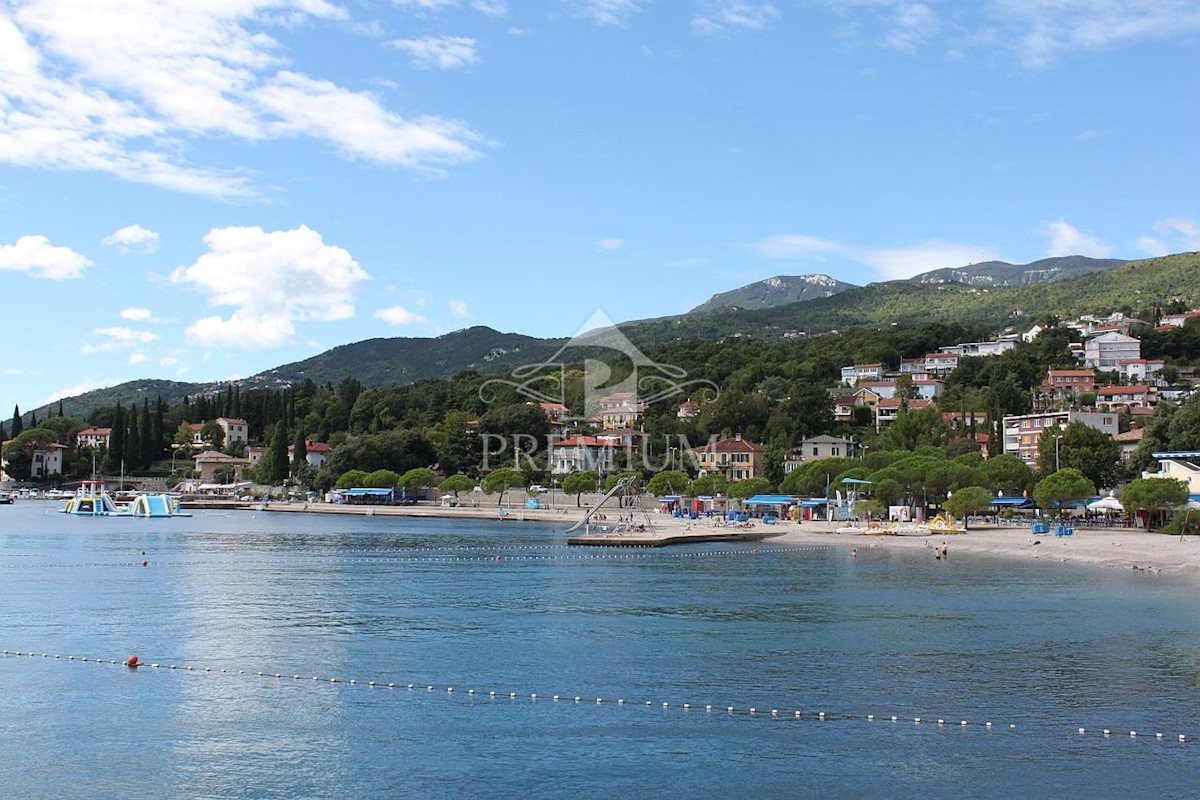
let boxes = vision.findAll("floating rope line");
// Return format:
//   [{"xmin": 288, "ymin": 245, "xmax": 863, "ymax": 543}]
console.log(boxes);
[
  {"xmin": 0, "ymin": 546, "xmax": 838, "ymax": 570},
  {"xmin": 2, "ymin": 649, "xmax": 1192, "ymax": 746}
]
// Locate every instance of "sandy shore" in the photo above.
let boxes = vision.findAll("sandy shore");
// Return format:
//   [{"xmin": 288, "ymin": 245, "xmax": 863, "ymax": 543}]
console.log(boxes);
[
  {"xmin": 769, "ymin": 520, "xmax": 1200, "ymax": 579},
  {"xmin": 251, "ymin": 501, "xmax": 1200, "ymax": 579}
]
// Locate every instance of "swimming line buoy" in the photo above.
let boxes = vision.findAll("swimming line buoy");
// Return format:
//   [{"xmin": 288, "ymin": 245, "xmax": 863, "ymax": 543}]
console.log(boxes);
[{"xmin": 125, "ymin": 655, "xmax": 140, "ymax": 668}]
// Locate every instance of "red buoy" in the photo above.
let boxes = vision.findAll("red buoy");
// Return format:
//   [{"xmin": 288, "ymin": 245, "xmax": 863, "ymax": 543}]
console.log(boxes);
[
  {"xmin": 125, "ymin": 655, "xmax": 140, "ymax": 668},
  {"xmin": 142, "ymin": 560, "xmax": 148, "ymax": 567}
]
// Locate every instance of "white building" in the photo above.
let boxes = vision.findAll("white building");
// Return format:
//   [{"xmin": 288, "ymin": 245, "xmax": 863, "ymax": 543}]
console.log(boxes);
[
  {"xmin": 1084, "ymin": 331, "xmax": 1141, "ymax": 370},
  {"xmin": 76, "ymin": 427, "xmax": 112, "ymax": 449},
  {"xmin": 549, "ymin": 435, "xmax": 614, "ymax": 475},
  {"xmin": 216, "ymin": 417, "xmax": 249, "ymax": 448},
  {"xmin": 840, "ymin": 363, "xmax": 884, "ymax": 386},
  {"xmin": 940, "ymin": 340, "xmax": 1017, "ymax": 358}
]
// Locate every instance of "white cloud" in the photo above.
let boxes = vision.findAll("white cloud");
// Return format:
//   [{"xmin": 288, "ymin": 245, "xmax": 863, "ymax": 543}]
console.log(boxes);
[
  {"xmin": 0, "ymin": 234, "xmax": 93, "ymax": 279},
  {"xmin": 751, "ymin": 231, "xmax": 999, "ymax": 280},
  {"xmin": 128, "ymin": 351, "xmax": 148, "ymax": 365},
  {"xmin": 596, "ymin": 237, "xmax": 624, "ymax": 251},
  {"xmin": 1043, "ymin": 218, "xmax": 1111, "ymax": 258},
  {"xmin": 376, "ymin": 304, "xmax": 429, "ymax": 325},
  {"xmin": 448, "ymin": 299, "xmax": 470, "ymax": 318},
  {"xmin": 692, "ymin": 1, "xmax": 780, "ymax": 38},
  {"xmin": 859, "ymin": 241, "xmax": 1001, "ymax": 279},
  {"xmin": 42, "ymin": 378, "xmax": 119, "ymax": 406},
  {"xmin": 751, "ymin": 234, "xmax": 841, "ymax": 259},
  {"xmin": 171, "ymin": 225, "xmax": 370, "ymax": 349},
  {"xmin": 392, "ymin": 0, "xmax": 508, "ymax": 15},
  {"xmin": 0, "ymin": 1, "xmax": 482, "ymax": 198},
  {"xmin": 570, "ymin": 0, "xmax": 646, "ymax": 26},
  {"xmin": 256, "ymin": 71, "xmax": 481, "ymax": 173},
  {"xmin": 883, "ymin": 2, "xmax": 938, "ymax": 53},
  {"xmin": 1135, "ymin": 216, "xmax": 1200, "ymax": 256},
  {"xmin": 992, "ymin": 0, "xmax": 1200, "ymax": 68},
  {"xmin": 471, "ymin": 0, "xmax": 508, "ymax": 16},
  {"xmin": 119, "ymin": 307, "xmax": 154, "ymax": 321},
  {"xmin": 391, "ymin": 35, "xmax": 480, "ymax": 70},
  {"xmin": 80, "ymin": 325, "xmax": 159, "ymax": 354},
  {"xmin": 102, "ymin": 224, "xmax": 160, "ymax": 254}
]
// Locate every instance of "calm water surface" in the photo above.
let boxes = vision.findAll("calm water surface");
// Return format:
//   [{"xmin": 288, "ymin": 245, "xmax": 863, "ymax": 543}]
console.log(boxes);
[{"xmin": 1, "ymin": 503, "xmax": 1198, "ymax": 798}]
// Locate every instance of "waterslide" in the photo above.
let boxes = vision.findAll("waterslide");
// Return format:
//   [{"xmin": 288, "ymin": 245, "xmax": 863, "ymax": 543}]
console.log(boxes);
[{"xmin": 564, "ymin": 476, "xmax": 639, "ymax": 533}]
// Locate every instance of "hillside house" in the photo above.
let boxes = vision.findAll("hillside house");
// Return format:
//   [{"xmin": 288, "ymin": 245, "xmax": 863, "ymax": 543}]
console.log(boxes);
[
  {"xmin": 874, "ymin": 398, "xmax": 932, "ymax": 430},
  {"xmin": 76, "ymin": 427, "xmax": 112, "ymax": 449},
  {"xmin": 1095, "ymin": 385, "xmax": 1156, "ymax": 411},
  {"xmin": 598, "ymin": 393, "xmax": 644, "ymax": 431},
  {"xmin": 216, "ymin": 417, "xmax": 249, "ymax": 448},
  {"xmin": 290, "ymin": 440, "xmax": 331, "ymax": 469},
  {"xmin": 193, "ymin": 451, "xmax": 250, "ymax": 484},
  {"xmin": 1001, "ymin": 410, "xmax": 1119, "ymax": 467},
  {"xmin": 1042, "ymin": 369, "xmax": 1096, "ymax": 402},
  {"xmin": 840, "ymin": 363, "xmax": 884, "ymax": 386},
  {"xmin": 549, "ymin": 435, "xmax": 615, "ymax": 475},
  {"xmin": 687, "ymin": 434, "xmax": 765, "ymax": 481},
  {"xmin": 1085, "ymin": 331, "xmax": 1141, "ymax": 370}
]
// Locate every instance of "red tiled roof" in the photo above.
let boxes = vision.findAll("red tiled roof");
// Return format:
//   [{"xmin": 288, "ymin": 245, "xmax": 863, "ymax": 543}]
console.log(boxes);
[{"xmin": 688, "ymin": 436, "xmax": 765, "ymax": 453}]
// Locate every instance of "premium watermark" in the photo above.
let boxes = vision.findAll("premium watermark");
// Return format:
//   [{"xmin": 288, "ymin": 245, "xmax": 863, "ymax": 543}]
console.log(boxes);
[{"xmin": 477, "ymin": 309, "xmax": 720, "ymax": 473}]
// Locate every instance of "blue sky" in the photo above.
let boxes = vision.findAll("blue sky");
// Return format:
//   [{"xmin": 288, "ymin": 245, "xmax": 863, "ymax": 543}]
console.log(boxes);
[{"xmin": 2, "ymin": 0, "xmax": 1199, "ymax": 416}]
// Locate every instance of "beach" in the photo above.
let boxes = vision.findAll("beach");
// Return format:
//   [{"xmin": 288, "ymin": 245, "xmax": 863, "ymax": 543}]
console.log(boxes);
[
  {"xmin": 249, "ymin": 499, "xmax": 1200, "ymax": 578},
  {"xmin": 771, "ymin": 521, "xmax": 1200, "ymax": 578}
]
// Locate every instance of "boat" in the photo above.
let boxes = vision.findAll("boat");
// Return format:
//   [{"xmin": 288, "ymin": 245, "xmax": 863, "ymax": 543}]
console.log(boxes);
[
  {"xmin": 61, "ymin": 481, "xmax": 190, "ymax": 517},
  {"xmin": 0, "ymin": 492, "xmax": 14, "ymax": 505}
]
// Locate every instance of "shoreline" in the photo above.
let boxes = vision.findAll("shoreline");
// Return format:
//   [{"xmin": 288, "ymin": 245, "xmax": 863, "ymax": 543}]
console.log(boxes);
[
  {"xmin": 771, "ymin": 519, "xmax": 1200, "ymax": 579},
  {"xmin": 244, "ymin": 501, "xmax": 1200, "ymax": 577}
]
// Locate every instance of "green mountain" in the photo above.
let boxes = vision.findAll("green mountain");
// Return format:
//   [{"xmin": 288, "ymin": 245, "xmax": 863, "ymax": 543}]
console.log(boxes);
[
  {"xmin": 689, "ymin": 274, "xmax": 858, "ymax": 314},
  {"xmin": 244, "ymin": 326, "xmax": 565, "ymax": 388},
  {"xmin": 32, "ymin": 252, "xmax": 1199, "ymax": 422},
  {"xmin": 625, "ymin": 252, "xmax": 1200, "ymax": 346},
  {"xmin": 911, "ymin": 255, "xmax": 1127, "ymax": 286}
]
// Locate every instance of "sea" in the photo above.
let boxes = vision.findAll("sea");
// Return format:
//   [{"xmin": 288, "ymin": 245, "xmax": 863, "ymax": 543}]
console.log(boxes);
[{"xmin": 1, "ymin": 502, "xmax": 1198, "ymax": 799}]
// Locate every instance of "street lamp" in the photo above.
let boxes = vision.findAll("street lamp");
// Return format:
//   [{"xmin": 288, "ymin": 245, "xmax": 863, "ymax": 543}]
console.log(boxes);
[{"xmin": 1053, "ymin": 434, "xmax": 1063, "ymax": 472}]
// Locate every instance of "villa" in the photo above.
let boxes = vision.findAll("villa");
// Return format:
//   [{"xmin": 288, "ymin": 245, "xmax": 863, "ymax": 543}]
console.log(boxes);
[{"xmin": 687, "ymin": 434, "xmax": 765, "ymax": 481}]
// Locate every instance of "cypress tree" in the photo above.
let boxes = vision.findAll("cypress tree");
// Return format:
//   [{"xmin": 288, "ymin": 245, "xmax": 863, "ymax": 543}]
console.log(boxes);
[
  {"xmin": 139, "ymin": 399, "xmax": 154, "ymax": 467},
  {"xmin": 111, "ymin": 404, "xmax": 126, "ymax": 475},
  {"xmin": 292, "ymin": 427, "xmax": 307, "ymax": 468},
  {"xmin": 263, "ymin": 420, "xmax": 290, "ymax": 485},
  {"xmin": 11, "ymin": 405, "xmax": 23, "ymax": 437},
  {"xmin": 58, "ymin": 400, "xmax": 64, "ymax": 418},
  {"xmin": 126, "ymin": 405, "xmax": 142, "ymax": 471}
]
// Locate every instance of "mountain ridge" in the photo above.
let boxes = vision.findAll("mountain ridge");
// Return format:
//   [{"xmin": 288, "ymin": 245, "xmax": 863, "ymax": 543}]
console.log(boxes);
[{"xmin": 30, "ymin": 252, "xmax": 1199, "ymax": 422}]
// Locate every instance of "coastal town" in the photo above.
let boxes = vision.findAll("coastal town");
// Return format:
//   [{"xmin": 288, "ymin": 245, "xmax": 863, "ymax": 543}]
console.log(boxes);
[{"xmin": 4, "ymin": 306, "xmax": 1199, "ymax": 544}]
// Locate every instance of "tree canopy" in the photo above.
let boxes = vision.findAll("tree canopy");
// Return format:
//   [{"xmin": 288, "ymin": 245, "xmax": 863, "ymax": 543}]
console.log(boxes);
[
  {"xmin": 1033, "ymin": 468, "xmax": 1096, "ymax": 513},
  {"xmin": 1121, "ymin": 477, "xmax": 1189, "ymax": 530}
]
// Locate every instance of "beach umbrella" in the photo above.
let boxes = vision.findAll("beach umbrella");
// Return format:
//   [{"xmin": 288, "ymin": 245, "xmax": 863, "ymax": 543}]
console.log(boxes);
[{"xmin": 1087, "ymin": 492, "xmax": 1124, "ymax": 513}]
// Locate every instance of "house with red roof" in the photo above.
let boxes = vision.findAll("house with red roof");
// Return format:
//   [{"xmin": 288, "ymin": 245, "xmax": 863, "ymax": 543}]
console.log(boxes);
[{"xmin": 686, "ymin": 434, "xmax": 765, "ymax": 481}]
